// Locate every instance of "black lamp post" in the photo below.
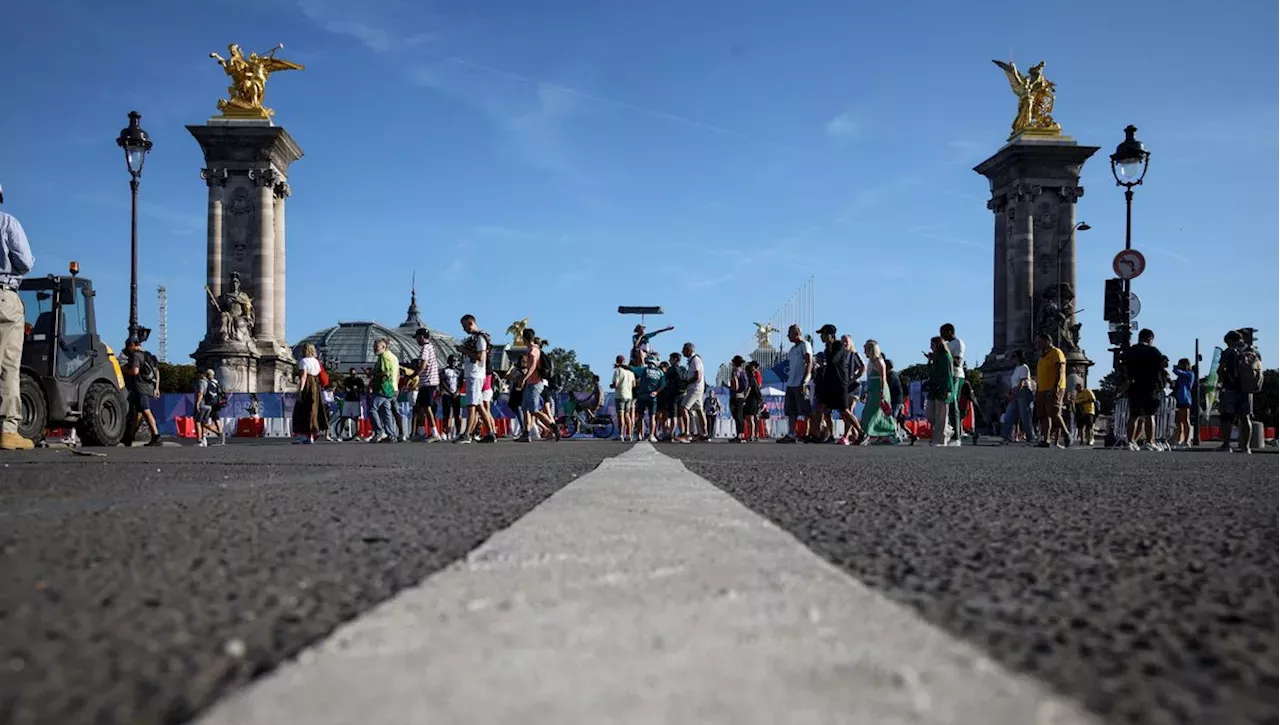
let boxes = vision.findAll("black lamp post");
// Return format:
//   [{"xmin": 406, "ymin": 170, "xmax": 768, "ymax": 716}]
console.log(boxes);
[
  {"xmin": 116, "ymin": 111, "xmax": 153, "ymax": 343},
  {"xmin": 1109, "ymin": 125, "xmax": 1150, "ymax": 357}
]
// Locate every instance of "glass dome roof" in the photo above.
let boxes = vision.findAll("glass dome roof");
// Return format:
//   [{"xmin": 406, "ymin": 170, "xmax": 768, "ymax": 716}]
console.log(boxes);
[{"xmin": 291, "ymin": 289, "xmax": 462, "ymax": 371}]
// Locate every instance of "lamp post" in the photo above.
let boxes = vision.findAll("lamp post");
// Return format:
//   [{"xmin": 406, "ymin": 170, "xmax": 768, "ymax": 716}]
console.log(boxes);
[
  {"xmin": 1109, "ymin": 125, "xmax": 1150, "ymax": 361},
  {"xmin": 116, "ymin": 111, "xmax": 153, "ymax": 343},
  {"xmin": 1055, "ymin": 221, "xmax": 1090, "ymax": 348}
]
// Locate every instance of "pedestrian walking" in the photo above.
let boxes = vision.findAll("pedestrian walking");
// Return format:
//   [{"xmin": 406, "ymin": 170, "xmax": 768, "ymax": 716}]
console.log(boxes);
[
  {"xmin": 0, "ymin": 185, "xmax": 35, "ymax": 450},
  {"xmin": 1216, "ymin": 329, "xmax": 1262, "ymax": 454},
  {"xmin": 926, "ymin": 336, "xmax": 955, "ymax": 446}
]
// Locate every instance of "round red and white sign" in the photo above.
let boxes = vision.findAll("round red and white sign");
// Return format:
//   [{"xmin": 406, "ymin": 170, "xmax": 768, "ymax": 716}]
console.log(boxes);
[{"xmin": 1112, "ymin": 249, "xmax": 1146, "ymax": 280}]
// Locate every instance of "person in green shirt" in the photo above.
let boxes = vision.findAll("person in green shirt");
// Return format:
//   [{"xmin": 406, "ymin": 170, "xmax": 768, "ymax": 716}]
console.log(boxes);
[
  {"xmin": 369, "ymin": 338, "xmax": 399, "ymax": 442},
  {"xmin": 927, "ymin": 335, "xmax": 955, "ymax": 446}
]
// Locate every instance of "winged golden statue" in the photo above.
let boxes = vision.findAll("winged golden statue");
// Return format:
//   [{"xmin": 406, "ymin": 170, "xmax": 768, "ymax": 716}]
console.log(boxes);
[
  {"xmin": 210, "ymin": 43, "xmax": 305, "ymax": 119},
  {"xmin": 992, "ymin": 59, "xmax": 1062, "ymax": 140},
  {"xmin": 506, "ymin": 318, "xmax": 530, "ymax": 346},
  {"xmin": 753, "ymin": 322, "xmax": 778, "ymax": 351}
]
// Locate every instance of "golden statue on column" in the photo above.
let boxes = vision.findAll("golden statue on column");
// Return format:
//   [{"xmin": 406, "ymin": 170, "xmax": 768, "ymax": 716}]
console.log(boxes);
[
  {"xmin": 209, "ymin": 43, "xmax": 305, "ymax": 119},
  {"xmin": 992, "ymin": 59, "xmax": 1063, "ymax": 140}
]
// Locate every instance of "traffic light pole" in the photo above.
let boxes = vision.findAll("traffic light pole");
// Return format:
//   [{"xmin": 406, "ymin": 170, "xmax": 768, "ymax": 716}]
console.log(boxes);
[{"xmin": 1120, "ymin": 188, "xmax": 1134, "ymax": 354}]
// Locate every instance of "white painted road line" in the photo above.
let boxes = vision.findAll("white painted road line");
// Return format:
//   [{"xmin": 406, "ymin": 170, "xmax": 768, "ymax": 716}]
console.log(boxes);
[{"xmin": 197, "ymin": 443, "xmax": 1100, "ymax": 725}]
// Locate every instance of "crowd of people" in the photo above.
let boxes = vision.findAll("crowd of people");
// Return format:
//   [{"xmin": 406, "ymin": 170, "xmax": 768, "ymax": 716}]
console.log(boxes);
[{"xmin": 225, "ymin": 315, "xmax": 1263, "ymax": 452}]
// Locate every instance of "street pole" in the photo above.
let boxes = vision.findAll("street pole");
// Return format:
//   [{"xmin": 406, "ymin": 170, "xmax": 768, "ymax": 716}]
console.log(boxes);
[
  {"xmin": 1121, "ymin": 188, "xmax": 1134, "ymax": 353},
  {"xmin": 1192, "ymin": 338, "xmax": 1201, "ymax": 446},
  {"xmin": 129, "ymin": 176, "xmax": 139, "ymax": 341}
]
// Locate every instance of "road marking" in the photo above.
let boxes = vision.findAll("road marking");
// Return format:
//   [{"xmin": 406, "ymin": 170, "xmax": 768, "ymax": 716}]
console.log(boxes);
[{"xmin": 197, "ymin": 443, "xmax": 1099, "ymax": 725}]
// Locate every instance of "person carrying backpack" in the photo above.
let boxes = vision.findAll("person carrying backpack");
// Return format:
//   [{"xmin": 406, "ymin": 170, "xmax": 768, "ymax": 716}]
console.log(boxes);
[
  {"xmin": 1217, "ymin": 329, "xmax": 1263, "ymax": 454},
  {"xmin": 193, "ymin": 369, "xmax": 225, "ymax": 446},
  {"xmin": 122, "ymin": 337, "xmax": 162, "ymax": 446}
]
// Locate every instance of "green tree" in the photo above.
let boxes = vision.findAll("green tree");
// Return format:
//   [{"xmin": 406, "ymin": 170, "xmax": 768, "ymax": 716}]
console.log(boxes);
[
  {"xmin": 898, "ymin": 363, "xmax": 929, "ymax": 382},
  {"xmin": 545, "ymin": 347, "xmax": 596, "ymax": 392},
  {"xmin": 966, "ymin": 369, "xmax": 984, "ymax": 397},
  {"xmin": 1094, "ymin": 369, "xmax": 1125, "ymax": 416},
  {"xmin": 1253, "ymin": 370, "xmax": 1277, "ymax": 427},
  {"xmin": 158, "ymin": 363, "xmax": 199, "ymax": 394}
]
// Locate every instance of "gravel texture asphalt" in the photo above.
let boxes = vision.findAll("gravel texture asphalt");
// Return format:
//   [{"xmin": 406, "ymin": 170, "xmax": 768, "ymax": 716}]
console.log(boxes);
[
  {"xmin": 665, "ymin": 441, "xmax": 1279, "ymax": 725},
  {"xmin": 0, "ymin": 441, "xmax": 612, "ymax": 725}
]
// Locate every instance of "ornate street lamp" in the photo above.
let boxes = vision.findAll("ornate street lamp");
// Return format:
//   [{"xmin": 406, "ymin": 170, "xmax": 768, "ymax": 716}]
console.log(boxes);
[
  {"xmin": 116, "ymin": 111, "xmax": 153, "ymax": 343},
  {"xmin": 1110, "ymin": 125, "xmax": 1150, "ymax": 253},
  {"xmin": 1108, "ymin": 124, "xmax": 1150, "ymax": 375}
]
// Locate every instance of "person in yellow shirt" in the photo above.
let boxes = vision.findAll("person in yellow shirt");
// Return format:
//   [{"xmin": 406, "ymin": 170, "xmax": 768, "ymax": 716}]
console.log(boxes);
[
  {"xmin": 1033, "ymin": 333, "xmax": 1070, "ymax": 448},
  {"xmin": 1073, "ymin": 383, "xmax": 1097, "ymax": 446}
]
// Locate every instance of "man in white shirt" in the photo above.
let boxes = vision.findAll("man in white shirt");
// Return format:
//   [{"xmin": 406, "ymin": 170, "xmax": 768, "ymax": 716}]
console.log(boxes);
[
  {"xmin": 611, "ymin": 355, "xmax": 637, "ymax": 441},
  {"xmin": 458, "ymin": 314, "xmax": 496, "ymax": 444},
  {"xmin": 941, "ymin": 323, "xmax": 966, "ymax": 445},
  {"xmin": 780, "ymin": 324, "xmax": 813, "ymax": 444},
  {"xmin": 1000, "ymin": 349, "xmax": 1036, "ymax": 443},
  {"xmin": 677, "ymin": 342, "xmax": 706, "ymax": 443}
]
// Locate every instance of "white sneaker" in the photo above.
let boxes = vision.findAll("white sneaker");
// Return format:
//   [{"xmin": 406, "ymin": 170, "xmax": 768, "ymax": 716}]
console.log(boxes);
[
  {"xmin": 1127, "ymin": 441, "xmax": 1140, "ymax": 451},
  {"xmin": 1142, "ymin": 442, "xmax": 1160, "ymax": 452},
  {"xmin": 198, "ymin": 438, "xmax": 208, "ymax": 448}
]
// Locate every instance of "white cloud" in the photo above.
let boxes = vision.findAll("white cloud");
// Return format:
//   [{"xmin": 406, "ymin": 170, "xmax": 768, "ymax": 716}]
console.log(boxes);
[{"xmin": 824, "ymin": 111, "xmax": 862, "ymax": 141}]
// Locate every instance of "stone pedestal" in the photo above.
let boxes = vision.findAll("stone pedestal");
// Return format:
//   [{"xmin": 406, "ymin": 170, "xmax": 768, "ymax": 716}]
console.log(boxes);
[
  {"xmin": 974, "ymin": 136, "xmax": 1098, "ymax": 416},
  {"xmin": 188, "ymin": 119, "xmax": 303, "ymax": 392}
]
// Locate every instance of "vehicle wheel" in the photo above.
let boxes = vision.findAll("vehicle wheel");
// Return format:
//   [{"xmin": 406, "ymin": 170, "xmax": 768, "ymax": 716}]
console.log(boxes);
[
  {"xmin": 78, "ymin": 381, "xmax": 127, "ymax": 446},
  {"xmin": 17, "ymin": 375, "xmax": 48, "ymax": 444},
  {"xmin": 593, "ymin": 420, "xmax": 615, "ymax": 439},
  {"xmin": 559, "ymin": 416, "xmax": 577, "ymax": 439}
]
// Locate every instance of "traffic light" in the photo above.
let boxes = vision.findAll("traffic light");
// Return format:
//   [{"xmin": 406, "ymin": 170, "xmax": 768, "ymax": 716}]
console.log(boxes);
[
  {"xmin": 1240, "ymin": 327, "xmax": 1256, "ymax": 347},
  {"xmin": 1103, "ymin": 278, "xmax": 1126, "ymax": 323},
  {"xmin": 1108, "ymin": 327, "xmax": 1131, "ymax": 346}
]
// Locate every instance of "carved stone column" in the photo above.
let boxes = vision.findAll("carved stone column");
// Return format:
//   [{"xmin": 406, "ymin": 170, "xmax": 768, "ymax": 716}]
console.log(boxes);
[
  {"xmin": 188, "ymin": 123, "xmax": 303, "ymax": 392},
  {"xmin": 273, "ymin": 181, "xmax": 289, "ymax": 344},
  {"xmin": 1006, "ymin": 183, "xmax": 1038, "ymax": 354},
  {"xmin": 249, "ymin": 168, "xmax": 278, "ymax": 344},
  {"xmin": 200, "ymin": 167, "xmax": 229, "ymax": 341},
  {"xmin": 987, "ymin": 194, "xmax": 1008, "ymax": 355}
]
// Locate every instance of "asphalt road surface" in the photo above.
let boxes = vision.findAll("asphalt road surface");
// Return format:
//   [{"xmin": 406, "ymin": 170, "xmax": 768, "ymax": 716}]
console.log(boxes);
[
  {"xmin": 0, "ymin": 442, "xmax": 609, "ymax": 725},
  {"xmin": 666, "ymin": 443, "xmax": 1278, "ymax": 725},
  {"xmin": 1, "ymin": 439, "xmax": 1275, "ymax": 725}
]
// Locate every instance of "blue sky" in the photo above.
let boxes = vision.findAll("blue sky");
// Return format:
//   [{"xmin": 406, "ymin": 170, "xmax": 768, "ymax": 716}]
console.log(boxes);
[{"xmin": 2, "ymin": 0, "xmax": 1276, "ymax": 380}]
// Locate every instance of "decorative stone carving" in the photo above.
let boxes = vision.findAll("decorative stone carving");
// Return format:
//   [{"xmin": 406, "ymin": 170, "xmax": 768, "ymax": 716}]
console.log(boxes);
[
  {"xmin": 274, "ymin": 181, "xmax": 291, "ymax": 199},
  {"xmin": 1056, "ymin": 185, "xmax": 1084, "ymax": 203},
  {"xmin": 225, "ymin": 186, "xmax": 255, "ymax": 266},
  {"xmin": 248, "ymin": 167, "xmax": 281, "ymax": 188},
  {"xmin": 1034, "ymin": 283, "xmax": 1078, "ymax": 353},
  {"xmin": 209, "ymin": 271, "xmax": 256, "ymax": 344},
  {"xmin": 200, "ymin": 167, "xmax": 229, "ymax": 186}
]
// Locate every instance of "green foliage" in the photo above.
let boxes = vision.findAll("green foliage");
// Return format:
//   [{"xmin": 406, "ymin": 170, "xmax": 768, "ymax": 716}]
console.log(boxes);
[
  {"xmin": 1255, "ymin": 370, "xmax": 1278, "ymax": 427},
  {"xmin": 545, "ymin": 347, "xmax": 596, "ymax": 392},
  {"xmin": 158, "ymin": 363, "xmax": 199, "ymax": 394},
  {"xmin": 898, "ymin": 363, "xmax": 930, "ymax": 382},
  {"xmin": 1094, "ymin": 369, "xmax": 1125, "ymax": 416},
  {"xmin": 965, "ymin": 369, "xmax": 984, "ymax": 396}
]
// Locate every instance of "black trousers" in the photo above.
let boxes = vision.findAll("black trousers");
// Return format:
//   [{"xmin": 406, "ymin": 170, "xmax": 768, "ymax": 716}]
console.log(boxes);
[{"xmin": 729, "ymin": 396, "xmax": 744, "ymax": 438}]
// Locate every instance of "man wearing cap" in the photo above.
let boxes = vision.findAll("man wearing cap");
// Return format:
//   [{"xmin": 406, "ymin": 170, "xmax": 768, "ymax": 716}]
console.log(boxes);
[
  {"xmin": 121, "ymin": 337, "xmax": 163, "ymax": 446},
  {"xmin": 0, "ymin": 185, "xmax": 36, "ymax": 450},
  {"xmin": 779, "ymin": 324, "xmax": 813, "ymax": 443},
  {"xmin": 630, "ymin": 323, "xmax": 674, "ymax": 366}
]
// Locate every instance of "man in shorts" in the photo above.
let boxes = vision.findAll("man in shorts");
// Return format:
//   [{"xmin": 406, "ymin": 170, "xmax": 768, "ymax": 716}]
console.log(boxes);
[
  {"xmin": 779, "ymin": 324, "xmax": 813, "ymax": 444},
  {"xmin": 676, "ymin": 342, "xmax": 706, "ymax": 443},
  {"xmin": 439, "ymin": 356, "xmax": 461, "ymax": 441},
  {"xmin": 1123, "ymin": 328, "xmax": 1164, "ymax": 451},
  {"xmin": 1217, "ymin": 329, "xmax": 1259, "ymax": 454},
  {"xmin": 611, "ymin": 356, "xmax": 636, "ymax": 441},
  {"xmin": 458, "ymin": 315, "xmax": 496, "ymax": 444},
  {"xmin": 1033, "ymin": 332, "xmax": 1070, "ymax": 448},
  {"xmin": 413, "ymin": 328, "xmax": 443, "ymax": 442},
  {"xmin": 633, "ymin": 353, "xmax": 666, "ymax": 442}
]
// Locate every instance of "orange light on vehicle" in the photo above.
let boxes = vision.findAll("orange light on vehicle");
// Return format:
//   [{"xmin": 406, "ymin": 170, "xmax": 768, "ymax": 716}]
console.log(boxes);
[
  {"xmin": 69, "ymin": 261, "xmax": 79, "ymax": 275},
  {"xmin": 24, "ymin": 323, "xmax": 32, "ymax": 337}
]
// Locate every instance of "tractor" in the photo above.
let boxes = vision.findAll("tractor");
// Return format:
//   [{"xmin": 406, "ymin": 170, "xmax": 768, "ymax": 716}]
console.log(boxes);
[{"xmin": 17, "ymin": 262, "xmax": 129, "ymax": 446}]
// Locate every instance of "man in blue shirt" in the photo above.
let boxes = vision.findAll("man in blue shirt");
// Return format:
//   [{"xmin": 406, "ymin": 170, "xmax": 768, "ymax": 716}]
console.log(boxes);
[{"xmin": 0, "ymin": 185, "xmax": 36, "ymax": 450}]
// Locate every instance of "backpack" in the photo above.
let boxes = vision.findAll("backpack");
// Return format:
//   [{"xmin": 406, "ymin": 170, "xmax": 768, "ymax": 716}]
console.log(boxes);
[
  {"xmin": 537, "ymin": 349, "xmax": 557, "ymax": 388},
  {"xmin": 206, "ymin": 379, "xmax": 229, "ymax": 410},
  {"xmin": 138, "ymin": 351, "xmax": 160, "ymax": 385},
  {"xmin": 471, "ymin": 330, "xmax": 494, "ymax": 375},
  {"xmin": 1236, "ymin": 347, "xmax": 1264, "ymax": 394}
]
